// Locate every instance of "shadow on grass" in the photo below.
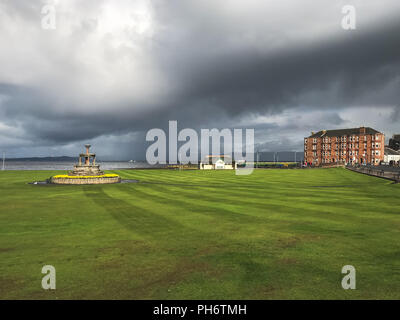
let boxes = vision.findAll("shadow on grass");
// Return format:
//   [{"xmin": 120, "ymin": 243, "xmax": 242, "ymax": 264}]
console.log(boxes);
[
  {"xmin": 82, "ymin": 186, "xmax": 273, "ymax": 298},
  {"xmin": 83, "ymin": 186, "xmax": 192, "ymax": 242}
]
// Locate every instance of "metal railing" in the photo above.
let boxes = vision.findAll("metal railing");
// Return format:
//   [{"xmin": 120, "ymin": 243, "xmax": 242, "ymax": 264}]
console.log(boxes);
[{"xmin": 347, "ymin": 165, "xmax": 400, "ymax": 182}]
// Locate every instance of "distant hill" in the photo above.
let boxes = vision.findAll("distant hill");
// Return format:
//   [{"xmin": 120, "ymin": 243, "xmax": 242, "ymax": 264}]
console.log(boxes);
[
  {"xmin": 5, "ymin": 156, "xmax": 77, "ymax": 162},
  {"xmin": 256, "ymin": 151, "xmax": 305, "ymax": 162}
]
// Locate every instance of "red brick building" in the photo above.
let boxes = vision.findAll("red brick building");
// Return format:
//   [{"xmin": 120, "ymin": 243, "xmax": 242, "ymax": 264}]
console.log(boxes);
[{"xmin": 304, "ymin": 127, "xmax": 384, "ymax": 166}]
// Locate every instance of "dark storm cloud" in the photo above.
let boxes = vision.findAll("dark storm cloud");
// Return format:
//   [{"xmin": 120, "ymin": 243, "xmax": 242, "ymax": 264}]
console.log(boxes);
[
  {"xmin": 0, "ymin": 1, "xmax": 399, "ymax": 157},
  {"xmin": 390, "ymin": 106, "xmax": 400, "ymax": 123},
  {"xmin": 171, "ymin": 20, "xmax": 400, "ymax": 116},
  {"xmin": 5, "ymin": 14, "xmax": 399, "ymax": 138}
]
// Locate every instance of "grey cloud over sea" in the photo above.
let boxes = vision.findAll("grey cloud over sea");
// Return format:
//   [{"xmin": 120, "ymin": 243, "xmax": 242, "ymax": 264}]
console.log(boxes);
[{"xmin": 0, "ymin": 0, "xmax": 399, "ymax": 159}]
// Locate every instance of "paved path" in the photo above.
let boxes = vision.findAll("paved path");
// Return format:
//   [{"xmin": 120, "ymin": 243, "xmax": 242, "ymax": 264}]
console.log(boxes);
[
  {"xmin": 365, "ymin": 165, "xmax": 400, "ymax": 173},
  {"xmin": 347, "ymin": 166, "xmax": 400, "ymax": 182}
]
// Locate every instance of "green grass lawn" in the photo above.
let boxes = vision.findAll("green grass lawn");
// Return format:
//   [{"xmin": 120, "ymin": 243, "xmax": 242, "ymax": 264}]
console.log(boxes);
[{"xmin": 0, "ymin": 168, "xmax": 399, "ymax": 299}]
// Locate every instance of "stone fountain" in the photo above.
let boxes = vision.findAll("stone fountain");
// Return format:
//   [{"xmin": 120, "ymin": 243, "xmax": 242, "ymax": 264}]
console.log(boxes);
[
  {"xmin": 68, "ymin": 144, "xmax": 104, "ymax": 176},
  {"xmin": 50, "ymin": 144, "xmax": 120, "ymax": 184}
]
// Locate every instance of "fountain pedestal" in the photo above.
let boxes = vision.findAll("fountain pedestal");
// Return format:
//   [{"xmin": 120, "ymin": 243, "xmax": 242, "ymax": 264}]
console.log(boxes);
[{"xmin": 50, "ymin": 144, "xmax": 120, "ymax": 184}]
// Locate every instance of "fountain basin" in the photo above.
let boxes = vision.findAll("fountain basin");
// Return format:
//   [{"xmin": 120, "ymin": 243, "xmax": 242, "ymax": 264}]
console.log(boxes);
[{"xmin": 50, "ymin": 173, "xmax": 121, "ymax": 185}]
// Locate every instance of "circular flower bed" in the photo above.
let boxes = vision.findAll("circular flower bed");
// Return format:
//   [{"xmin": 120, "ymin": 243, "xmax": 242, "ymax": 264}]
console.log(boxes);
[
  {"xmin": 50, "ymin": 173, "xmax": 121, "ymax": 185},
  {"xmin": 52, "ymin": 174, "xmax": 119, "ymax": 179}
]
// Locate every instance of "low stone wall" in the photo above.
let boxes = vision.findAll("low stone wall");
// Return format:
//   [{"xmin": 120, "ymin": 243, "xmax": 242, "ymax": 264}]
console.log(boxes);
[
  {"xmin": 50, "ymin": 176, "xmax": 121, "ymax": 185},
  {"xmin": 347, "ymin": 167, "xmax": 400, "ymax": 182},
  {"xmin": 320, "ymin": 164, "xmax": 346, "ymax": 168}
]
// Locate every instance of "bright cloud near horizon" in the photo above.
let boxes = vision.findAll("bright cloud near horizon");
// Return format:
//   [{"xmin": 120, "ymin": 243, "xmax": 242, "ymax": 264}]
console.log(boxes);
[{"xmin": 0, "ymin": 0, "xmax": 399, "ymax": 159}]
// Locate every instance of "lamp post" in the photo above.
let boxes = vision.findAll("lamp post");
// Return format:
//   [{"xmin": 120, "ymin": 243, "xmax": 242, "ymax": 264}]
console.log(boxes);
[{"xmin": 254, "ymin": 143, "xmax": 261, "ymax": 169}]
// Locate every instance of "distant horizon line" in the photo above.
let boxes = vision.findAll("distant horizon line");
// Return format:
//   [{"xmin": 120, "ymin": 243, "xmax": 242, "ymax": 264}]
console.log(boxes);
[{"xmin": 2, "ymin": 151, "xmax": 306, "ymax": 162}]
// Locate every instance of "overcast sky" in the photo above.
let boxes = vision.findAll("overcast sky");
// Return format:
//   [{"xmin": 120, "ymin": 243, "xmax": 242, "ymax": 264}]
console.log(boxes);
[{"xmin": 0, "ymin": 0, "xmax": 399, "ymax": 160}]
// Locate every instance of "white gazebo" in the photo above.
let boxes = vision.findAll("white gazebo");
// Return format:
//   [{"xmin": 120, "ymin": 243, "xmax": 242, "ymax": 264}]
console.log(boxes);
[{"xmin": 199, "ymin": 155, "xmax": 237, "ymax": 170}]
